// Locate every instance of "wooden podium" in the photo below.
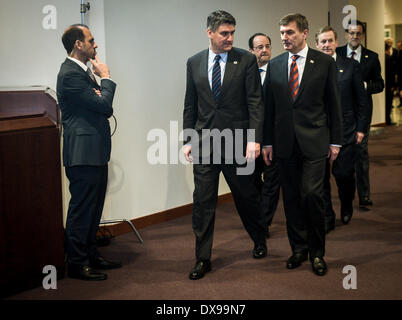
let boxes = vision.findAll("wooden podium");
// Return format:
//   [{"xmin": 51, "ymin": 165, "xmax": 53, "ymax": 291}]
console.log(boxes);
[{"xmin": 0, "ymin": 87, "xmax": 65, "ymax": 298}]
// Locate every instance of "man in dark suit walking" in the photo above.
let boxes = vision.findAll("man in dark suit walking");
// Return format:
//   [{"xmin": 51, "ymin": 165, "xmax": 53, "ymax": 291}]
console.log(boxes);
[
  {"xmin": 263, "ymin": 14, "xmax": 343, "ymax": 276},
  {"xmin": 57, "ymin": 24, "xmax": 121, "ymax": 281},
  {"xmin": 315, "ymin": 26, "xmax": 369, "ymax": 232},
  {"xmin": 248, "ymin": 33, "xmax": 280, "ymax": 238},
  {"xmin": 183, "ymin": 10, "xmax": 267, "ymax": 280},
  {"xmin": 336, "ymin": 20, "xmax": 384, "ymax": 209}
]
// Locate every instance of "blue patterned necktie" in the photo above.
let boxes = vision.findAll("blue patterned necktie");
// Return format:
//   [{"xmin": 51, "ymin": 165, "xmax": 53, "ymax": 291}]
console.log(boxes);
[{"xmin": 212, "ymin": 55, "xmax": 221, "ymax": 102}]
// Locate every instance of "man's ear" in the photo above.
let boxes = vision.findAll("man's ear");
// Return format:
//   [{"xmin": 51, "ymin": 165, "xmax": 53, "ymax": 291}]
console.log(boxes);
[
  {"xmin": 207, "ymin": 29, "xmax": 213, "ymax": 39},
  {"xmin": 74, "ymin": 39, "xmax": 81, "ymax": 50}
]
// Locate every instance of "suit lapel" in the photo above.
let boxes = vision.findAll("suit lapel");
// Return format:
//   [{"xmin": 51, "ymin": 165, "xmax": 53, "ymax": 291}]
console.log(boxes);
[
  {"xmin": 336, "ymin": 56, "xmax": 345, "ymax": 81},
  {"xmin": 197, "ymin": 49, "xmax": 216, "ymax": 105},
  {"xmin": 296, "ymin": 49, "xmax": 316, "ymax": 101},
  {"xmin": 220, "ymin": 49, "xmax": 238, "ymax": 98},
  {"xmin": 65, "ymin": 58, "xmax": 100, "ymax": 88},
  {"xmin": 280, "ymin": 53, "xmax": 293, "ymax": 104},
  {"xmin": 360, "ymin": 46, "xmax": 370, "ymax": 67}
]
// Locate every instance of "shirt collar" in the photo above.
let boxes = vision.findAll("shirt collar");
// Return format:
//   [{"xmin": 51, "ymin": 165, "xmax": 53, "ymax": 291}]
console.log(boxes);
[
  {"xmin": 347, "ymin": 44, "xmax": 362, "ymax": 56},
  {"xmin": 259, "ymin": 62, "xmax": 268, "ymax": 72},
  {"xmin": 67, "ymin": 56, "xmax": 88, "ymax": 72},
  {"xmin": 289, "ymin": 45, "xmax": 309, "ymax": 59},
  {"xmin": 332, "ymin": 53, "xmax": 337, "ymax": 61},
  {"xmin": 208, "ymin": 48, "xmax": 228, "ymax": 63}
]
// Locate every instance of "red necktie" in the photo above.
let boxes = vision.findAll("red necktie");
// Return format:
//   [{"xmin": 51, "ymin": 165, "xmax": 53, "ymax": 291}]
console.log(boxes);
[
  {"xmin": 351, "ymin": 51, "xmax": 356, "ymax": 61},
  {"xmin": 289, "ymin": 55, "xmax": 300, "ymax": 100}
]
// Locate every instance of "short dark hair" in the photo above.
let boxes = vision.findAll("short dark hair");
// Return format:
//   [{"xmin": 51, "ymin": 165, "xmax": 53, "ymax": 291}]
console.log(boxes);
[
  {"xmin": 248, "ymin": 33, "xmax": 271, "ymax": 50},
  {"xmin": 345, "ymin": 19, "xmax": 365, "ymax": 34},
  {"xmin": 315, "ymin": 26, "xmax": 337, "ymax": 43},
  {"xmin": 62, "ymin": 24, "xmax": 89, "ymax": 54},
  {"xmin": 207, "ymin": 10, "xmax": 236, "ymax": 32},
  {"xmin": 279, "ymin": 13, "xmax": 309, "ymax": 32}
]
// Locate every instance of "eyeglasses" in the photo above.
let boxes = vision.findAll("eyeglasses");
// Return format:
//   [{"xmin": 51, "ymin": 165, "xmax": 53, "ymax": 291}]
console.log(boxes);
[
  {"xmin": 348, "ymin": 31, "xmax": 363, "ymax": 37},
  {"xmin": 253, "ymin": 44, "xmax": 271, "ymax": 51}
]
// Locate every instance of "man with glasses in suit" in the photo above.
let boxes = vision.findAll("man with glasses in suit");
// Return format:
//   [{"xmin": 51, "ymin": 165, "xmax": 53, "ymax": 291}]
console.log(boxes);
[{"xmin": 336, "ymin": 20, "xmax": 384, "ymax": 209}]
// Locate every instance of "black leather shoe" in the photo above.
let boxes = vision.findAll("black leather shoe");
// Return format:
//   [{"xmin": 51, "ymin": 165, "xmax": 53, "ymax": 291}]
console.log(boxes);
[
  {"xmin": 286, "ymin": 253, "xmax": 308, "ymax": 269},
  {"xmin": 67, "ymin": 265, "xmax": 107, "ymax": 281},
  {"xmin": 189, "ymin": 260, "xmax": 211, "ymax": 280},
  {"xmin": 359, "ymin": 197, "xmax": 373, "ymax": 207},
  {"xmin": 341, "ymin": 208, "xmax": 353, "ymax": 225},
  {"xmin": 89, "ymin": 256, "xmax": 122, "ymax": 270},
  {"xmin": 311, "ymin": 257, "xmax": 327, "ymax": 276},
  {"xmin": 253, "ymin": 244, "xmax": 267, "ymax": 259}
]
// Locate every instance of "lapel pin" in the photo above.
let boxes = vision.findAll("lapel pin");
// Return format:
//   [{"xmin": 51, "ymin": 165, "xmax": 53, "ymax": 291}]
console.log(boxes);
[
  {"xmin": 365, "ymin": 55, "xmax": 368, "ymax": 58},
  {"xmin": 310, "ymin": 60, "xmax": 314, "ymax": 64},
  {"xmin": 339, "ymin": 69, "xmax": 344, "ymax": 73},
  {"xmin": 234, "ymin": 61, "xmax": 238, "ymax": 64}
]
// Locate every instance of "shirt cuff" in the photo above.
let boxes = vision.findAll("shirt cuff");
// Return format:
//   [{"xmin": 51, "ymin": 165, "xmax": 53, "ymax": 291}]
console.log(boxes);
[{"xmin": 101, "ymin": 77, "xmax": 115, "ymax": 84}]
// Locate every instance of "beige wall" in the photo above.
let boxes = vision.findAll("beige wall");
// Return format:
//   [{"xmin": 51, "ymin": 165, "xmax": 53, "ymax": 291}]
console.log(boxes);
[{"xmin": 384, "ymin": 0, "xmax": 402, "ymax": 25}]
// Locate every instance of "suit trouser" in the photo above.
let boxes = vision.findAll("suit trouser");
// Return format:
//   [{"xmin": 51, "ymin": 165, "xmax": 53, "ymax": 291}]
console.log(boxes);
[
  {"xmin": 192, "ymin": 161, "xmax": 266, "ymax": 261},
  {"xmin": 324, "ymin": 143, "xmax": 356, "ymax": 223},
  {"xmin": 385, "ymin": 86, "xmax": 394, "ymax": 125},
  {"xmin": 65, "ymin": 165, "xmax": 108, "ymax": 266},
  {"xmin": 355, "ymin": 133, "xmax": 370, "ymax": 201},
  {"xmin": 254, "ymin": 156, "xmax": 280, "ymax": 229},
  {"xmin": 277, "ymin": 143, "xmax": 326, "ymax": 258}
]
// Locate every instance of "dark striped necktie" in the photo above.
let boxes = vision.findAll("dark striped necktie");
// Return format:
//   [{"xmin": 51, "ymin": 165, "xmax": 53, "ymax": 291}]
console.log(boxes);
[
  {"xmin": 351, "ymin": 51, "xmax": 357, "ymax": 61},
  {"xmin": 212, "ymin": 55, "xmax": 221, "ymax": 102},
  {"xmin": 289, "ymin": 55, "xmax": 300, "ymax": 101},
  {"xmin": 87, "ymin": 67, "xmax": 97, "ymax": 83}
]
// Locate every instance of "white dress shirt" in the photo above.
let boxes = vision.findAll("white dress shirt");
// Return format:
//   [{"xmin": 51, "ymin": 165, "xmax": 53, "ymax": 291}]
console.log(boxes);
[
  {"xmin": 208, "ymin": 49, "xmax": 228, "ymax": 89},
  {"xmin": 346, "ymin": 45, "xmax": 362, "ymax": 62},
  {"xmin": 288, "ymin": 45, "xmax": 309, "ymax": 83},
  {"xmin": 259, "ymin": 63, "xmax": 268, "ymax": 85}
]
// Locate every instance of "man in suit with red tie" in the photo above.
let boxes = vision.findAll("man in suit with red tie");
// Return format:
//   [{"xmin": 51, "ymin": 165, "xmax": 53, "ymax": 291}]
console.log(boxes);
[
  {"xmin": 336, "ymin": 20, "xmax": 384, "ymax": 209},
  {"xmin": 248, "ymin": 33, "xmax": 280, "ymax": 239},
  {"xmin": 262, "ymin": 14, "xmax": 343, "ymax": 276},
  {"xmin": 183, "ymin": 11, "xmax": 267, "ymax": 280},
  {"xmin": 315, "ymin": 26, "xmax": 369, "ymax": 232}
]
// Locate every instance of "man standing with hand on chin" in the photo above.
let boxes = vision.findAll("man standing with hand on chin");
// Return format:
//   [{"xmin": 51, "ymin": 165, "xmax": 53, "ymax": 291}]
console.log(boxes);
[{"xmin": 57, "ymin": 24, "xmax": 121, "ymax": 281}]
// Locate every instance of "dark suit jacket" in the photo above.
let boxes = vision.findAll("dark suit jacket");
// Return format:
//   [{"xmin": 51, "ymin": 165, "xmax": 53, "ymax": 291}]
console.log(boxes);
[
  {"xmin": 264, "ymin": 48, "xmax": 343, "ymax": 160},
  {"xmin": 56, "ymin": 58, "xmax": 116, "ymax": 167},
  {"xmin": 336, "ymin": 45, "xmax": 384, "ymax": 123},
  {"xmin": 183, "ymin": 47, "xmax": 264, "ymax": 148},
  {"xmin": 336, "ymin": 55, "xmax": 369, "ymax": 143}
]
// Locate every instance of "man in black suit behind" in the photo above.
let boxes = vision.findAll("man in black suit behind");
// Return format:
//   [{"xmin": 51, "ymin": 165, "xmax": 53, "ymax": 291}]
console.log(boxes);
[
  {"xmin": 315, "ymin": 26, "xmax": 369, "ymax": 231},
  {"xmin": 336, "ymin": 20, "xmax": 384, "ymax": 209},
  {"xmin": 57, "ymin": 24, "xmax": 121, "ymax": 281},
  {"xmin": 183, "ymin": 10, "xmax": 267, "ymax": 280},
  {"xmin": 248, "ymin": 33, "xmax": 280, "ymax": 239},
  {"xmin": 263, "ymin": 14, "xmax": 343, "ymax": 276}
]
